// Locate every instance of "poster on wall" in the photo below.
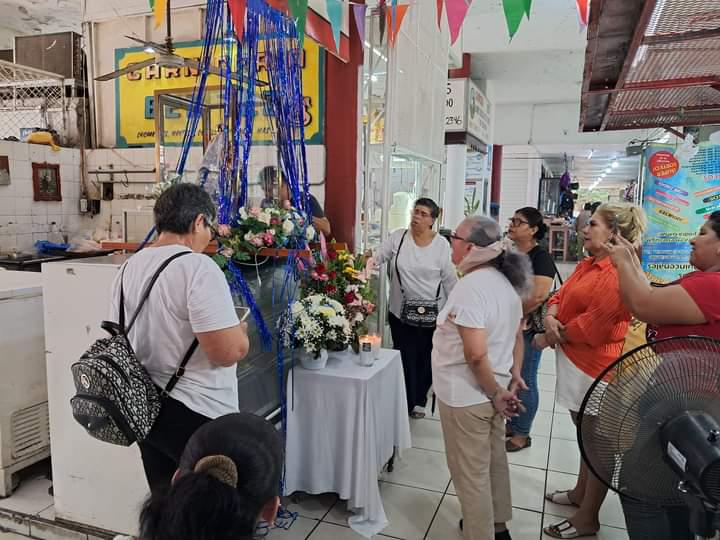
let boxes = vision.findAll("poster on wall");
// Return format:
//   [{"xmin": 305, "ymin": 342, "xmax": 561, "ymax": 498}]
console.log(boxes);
[
  {"xmin": 115, "ymin": 39, "xmax": 324, "ymax": 147},
  {"xmin": 641, "ymin": 141, "xmax": 720, "ymax": 283}
]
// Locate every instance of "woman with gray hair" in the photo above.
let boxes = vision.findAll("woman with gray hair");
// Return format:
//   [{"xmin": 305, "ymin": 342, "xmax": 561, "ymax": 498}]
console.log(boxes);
[{"xmin": 433, "ymin": 216, "xmax": 532, "ymax": 540}]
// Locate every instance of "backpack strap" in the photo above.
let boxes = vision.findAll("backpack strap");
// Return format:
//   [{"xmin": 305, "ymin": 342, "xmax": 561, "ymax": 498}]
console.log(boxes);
[
  {"xmin": 394, "ymin": 230, "xmax": 408, "ymax": 297},
  {"xmin": 123, "ymin": 251, "xmax": 193, "ymax": 334},
  {"xmin": 161, "ymin": 338, "xmax": 199, "ymax": 398}
]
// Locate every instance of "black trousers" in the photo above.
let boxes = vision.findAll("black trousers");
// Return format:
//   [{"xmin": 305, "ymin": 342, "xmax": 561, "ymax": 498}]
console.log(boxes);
[
  {"xmin": 621, "ymin": 496, "xmax": 693, "ymax": 540},
  {"xmin": 138, "ymin": 395, "xmax": 211, "ymax": 496},
  {"xmin": 389, "ymin": 312, "xmax": 436, "ymax": 414}
]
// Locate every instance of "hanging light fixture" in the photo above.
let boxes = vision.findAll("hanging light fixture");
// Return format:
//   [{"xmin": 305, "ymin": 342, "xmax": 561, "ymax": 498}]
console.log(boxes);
[{"xmin": 611, "ymin": 160, "xmax": 620, "ymax": 169}]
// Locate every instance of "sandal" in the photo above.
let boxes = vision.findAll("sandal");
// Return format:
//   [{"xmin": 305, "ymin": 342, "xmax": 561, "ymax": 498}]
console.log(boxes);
[
  {"xmin": 506, "ymin": 436, "xmax": 531, "ymax": 452},
  {"xmin": 544, "ymin": 490, "xmax": 579, "ymax": 507},
  {"xmin": 544, "ymin": 519, "xmax": 597, "ymax": 539},
  {"xmin": 410, "ymin": 411, "xmax": 426, "ymax": 419}
]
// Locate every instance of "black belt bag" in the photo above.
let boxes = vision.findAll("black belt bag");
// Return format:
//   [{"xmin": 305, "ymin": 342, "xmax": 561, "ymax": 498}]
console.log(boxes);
[{"xmin": 395, "ymin": 230, "xmax": 442, "ymax": 328}]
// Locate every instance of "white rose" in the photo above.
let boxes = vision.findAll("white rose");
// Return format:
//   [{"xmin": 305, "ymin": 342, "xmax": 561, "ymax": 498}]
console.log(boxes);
[
  {"xmin": 291, "ymin": 302, "xmax": 303, "ymax": 315},
  {"xmin": 244, "ymin": 232, "xmax": 255, "ymax": 242},
  {"xmin": 306, "ymin": 225, "xmax": 316, "ymax": 241},
  {"xmin": 282, "ymin": 219, "xmax": 295, "ymax": 234},
  {"xmin": 258, "ymin": 211, "xmax": 272, "ymax": 225},
  {"xmin": 239, "ymin": 208, "xmax": 248, "ymax": 220}
]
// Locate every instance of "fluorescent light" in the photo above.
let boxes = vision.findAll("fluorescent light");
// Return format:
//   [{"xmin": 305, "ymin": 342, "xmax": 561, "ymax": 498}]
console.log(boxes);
[
  {"xmin": 601, "ymin": 173, "xmax": 606, "ymax": 178},
  {"xmin": 605, "ymin": 167, "xmax": 612, "ymax": 174},
  {"xmin": 144, "ymin": 46, "xmax": 155, "ymax": 54},
  {"xmin": 588, "ymin": 149, "xmax": 595, "ymax": 160},
  {"xmin": 611, "ymin": 160, "xmax": 620, "ymax": 168}
]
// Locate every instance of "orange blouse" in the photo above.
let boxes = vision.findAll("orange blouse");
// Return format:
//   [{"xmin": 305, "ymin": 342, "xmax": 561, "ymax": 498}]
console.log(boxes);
[{"xmin": 548, "ymin": 257, "xmax": 630, "ymax": 379}]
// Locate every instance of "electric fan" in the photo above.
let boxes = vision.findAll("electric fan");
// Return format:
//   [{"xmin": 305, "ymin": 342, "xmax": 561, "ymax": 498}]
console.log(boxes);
[{"xmin": 577, "ymin": 336, "xmax": 720, "ymax": 540}]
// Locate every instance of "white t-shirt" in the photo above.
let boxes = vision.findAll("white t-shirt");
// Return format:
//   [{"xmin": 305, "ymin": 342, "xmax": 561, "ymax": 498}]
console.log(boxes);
[
  {"xmin": 109, "ymin": 245, "xmax": 240, "ymax": 419},
  {"xmin": 431, "ymin": 267, "xmax": 522, "ymax": 407},
  {"xmin": 374, "ymin": 229, "xmax": 458, "ymax": 318}
]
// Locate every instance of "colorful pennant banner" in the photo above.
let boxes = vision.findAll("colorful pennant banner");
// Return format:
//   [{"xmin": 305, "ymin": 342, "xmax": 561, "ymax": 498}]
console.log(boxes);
[
  {"xmin": 149, "ymin": 0, "xmax": 168, "ymax": 28},
  {"xmin": 289, "ymin": 0, "xmax": 309, "ymax": 47},
  {"xmin": 353, "ymin": 3, "xmax": 367, "ymax": 40},
  {"xmin": 446, "ymin": 0, "xmax": 472, "ymax": 45},
  {"xmin": 576, "ymin": 0, "xmax": 590, "ymax": 28},
  {"xmin": 326, "ymin": 0, "xmax": 344, "ymax": 52},
  {"xmin": 436, "ymin": 0, "xmax": 444, "ymax": 29},
  {"xmin": 228, "ymin": 0, "xmax": 248, "ymax": 40},
  {"xmin": 386, "ymin": 3, "xmax": 409, "ymax": 46},
  {"xmin": 502, "ymin": 0, "xmax": 529, "ymax": 40}
]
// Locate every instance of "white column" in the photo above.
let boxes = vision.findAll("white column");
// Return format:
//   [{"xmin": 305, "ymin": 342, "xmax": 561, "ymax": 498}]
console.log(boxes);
[{"xmin": 443, "ymin": 144, "xmax": 467, "ymax": 230}]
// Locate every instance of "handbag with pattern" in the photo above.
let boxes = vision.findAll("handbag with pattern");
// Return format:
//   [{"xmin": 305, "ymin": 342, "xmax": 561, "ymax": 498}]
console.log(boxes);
[
  {"xmin": 395, "ymin": 230, "xmax": 442, "ymax": 328},
  {"xmin": 70, "ymin": 251, "xmax": 198, "ymax": 446},
  {"xmin": 528, "ymin": 259, "xmax": 563, "ymax": 335}
]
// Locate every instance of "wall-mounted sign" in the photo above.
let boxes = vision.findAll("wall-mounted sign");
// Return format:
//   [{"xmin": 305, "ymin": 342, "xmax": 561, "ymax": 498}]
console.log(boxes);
[
  {"xmin": 444, "ymin": 78, "xmax": 492, "ymax": 146},
  {"xmin": 0, "ymin": 156, "xmax": 9, "ymax": 186},
  {"xmin": 115, "ymin": 39, "xmax": 324, "ymax": 147}
]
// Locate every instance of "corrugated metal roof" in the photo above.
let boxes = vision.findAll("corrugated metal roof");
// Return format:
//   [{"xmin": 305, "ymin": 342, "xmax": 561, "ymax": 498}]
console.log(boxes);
[{"xmin": 580, "ymin": 0, "xmax": 720, "ymax": 132}]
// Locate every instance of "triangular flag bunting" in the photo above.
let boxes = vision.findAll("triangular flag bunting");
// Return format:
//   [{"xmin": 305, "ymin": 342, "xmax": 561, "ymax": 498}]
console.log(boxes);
[
  {"xmin": 228, "ymin": 0, "xmax": 247, "ymax": 41},
  {"xmin": 326, "ymin": 0, "xmax": 343, "ymax": 52},
  {"xmin": 148, "ymin": 0, "xmax": 155, "ymax": 9},
  {"xmin": 289, "ymin": 0, "xmax": 309, "ymax": 48},
  {"xmin": 446, "ymin": 0, "xmax": 472, "ymax": 45},
  {"xmin": 502, "ymin": 0, "xmax": 525, "ymax": 40},
  {"xmin": 576, "ymin": 0, "xmax": 590, "ymax": 28},
  {"xmin": 153, "ymin": 0, "xmax": 167, "ymax": 28},
  {"xmin": 386, "ymin": 4, "xmax": 409, "ymax": 47},
  {"xmin": 436, "ymin": 0, "xmax": 444, "ymax": 29},
  {"xmin": 353, "ymin": 4, "xmax": 367, "ymax": 40},
  {"xmin": 522, "ymin": 0, "xmax": 532, "ymax": 18}
]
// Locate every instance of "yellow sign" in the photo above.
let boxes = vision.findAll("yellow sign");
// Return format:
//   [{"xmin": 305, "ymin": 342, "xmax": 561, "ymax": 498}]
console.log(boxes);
[{"xmin": 115, "ymin": 39, "xmax": 324, "ymax": 147}]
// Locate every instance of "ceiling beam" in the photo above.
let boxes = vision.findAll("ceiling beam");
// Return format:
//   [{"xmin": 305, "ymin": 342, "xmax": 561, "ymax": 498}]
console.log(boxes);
[
  {"xmin": 610, "ymin": 104, "xmax": 720, "ymax": 116},
  {"xmin": 599, "ymin": 0, "xmax": 658, "ymax": 131},
  {"xmin": 588, "ymin": 76, "xmax": 720, "ymax": 94},
  {"xmin": 643, "ymin": 27, "xmax": 720, "ymax": 45},
  {"xmin": 578, "ymin": 0, "xmax": 606, "ymax": 132}
]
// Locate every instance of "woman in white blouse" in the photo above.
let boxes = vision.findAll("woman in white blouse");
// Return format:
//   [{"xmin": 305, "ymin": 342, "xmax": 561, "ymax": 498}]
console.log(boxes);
[
  {"xmin": 373, "ymin": 198, "xmax": 458, "ymax": 418},
  {"xmin": 434, "ymin": 216, "xmax": 532, "ymax": 540}
]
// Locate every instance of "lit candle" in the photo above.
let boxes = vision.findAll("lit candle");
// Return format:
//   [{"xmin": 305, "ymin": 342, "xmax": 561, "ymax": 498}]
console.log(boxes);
[
  {"xmin": 369, "ymin": 334, "xmax": 381, "ymax": 359},
  {"xmin": 359, "ymin": 335, "xmax": 374, "ymax": 366}
]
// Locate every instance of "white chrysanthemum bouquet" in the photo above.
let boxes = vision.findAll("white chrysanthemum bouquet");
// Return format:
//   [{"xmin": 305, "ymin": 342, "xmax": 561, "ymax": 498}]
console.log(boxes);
[{"xmin": 284, "ymin": 294, "xmax": 352, "ymax": 358}]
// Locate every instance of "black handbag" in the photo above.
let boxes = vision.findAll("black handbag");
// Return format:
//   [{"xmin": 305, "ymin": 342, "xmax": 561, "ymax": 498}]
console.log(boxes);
[
  {"xmin": 528, "ymin": 258, "xmax": 563, "ymax": 335},
  {"xmin": 395, "ymin": 230, "xmax": 442, "ymax": 328}
]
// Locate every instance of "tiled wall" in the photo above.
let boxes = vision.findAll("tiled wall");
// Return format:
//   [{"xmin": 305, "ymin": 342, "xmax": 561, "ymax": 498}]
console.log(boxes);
[{"xmin": 0, "ymin": 141, "xmax": 93, "ymax": 253}]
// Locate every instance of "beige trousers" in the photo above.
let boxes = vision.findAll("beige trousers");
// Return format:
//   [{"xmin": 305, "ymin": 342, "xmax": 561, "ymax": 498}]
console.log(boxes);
[{"xmin": 439, "ymin": 399, "xmax": 513, "ymax": 540}]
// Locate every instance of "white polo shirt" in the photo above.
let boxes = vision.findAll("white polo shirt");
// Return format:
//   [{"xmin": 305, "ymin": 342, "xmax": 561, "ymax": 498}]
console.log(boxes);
[{"xmin": 431, "ymin": 267, "xmax": 522, "ymax": 407}]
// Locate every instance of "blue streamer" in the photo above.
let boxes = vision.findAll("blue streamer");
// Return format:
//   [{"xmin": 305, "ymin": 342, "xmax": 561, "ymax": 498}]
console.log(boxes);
[{"xmin": 227, "ymin": 260, "xmax": 273, "ymax": 351}]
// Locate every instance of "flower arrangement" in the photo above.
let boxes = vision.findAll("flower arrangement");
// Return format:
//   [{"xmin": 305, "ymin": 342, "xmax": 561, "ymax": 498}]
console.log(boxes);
[
  {"xmin": 301, "ymin": 248, "xmax": 375, "ymax": 352},
  {"xmin": 283, "ymin": 294, "xmax": 352, "ymax": 358},
  {"xmin": 212, "ymin": 204, "xmax": 316, "ymax": 270}
]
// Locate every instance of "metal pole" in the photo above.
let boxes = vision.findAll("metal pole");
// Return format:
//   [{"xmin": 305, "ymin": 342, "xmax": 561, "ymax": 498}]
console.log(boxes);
[{"xmin": 362, "ymin": 18, "xmax": 375, "ymax": 253}]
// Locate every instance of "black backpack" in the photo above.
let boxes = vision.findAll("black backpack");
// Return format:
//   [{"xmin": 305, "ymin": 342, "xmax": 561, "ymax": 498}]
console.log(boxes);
[{"xmin": 70, "ymin": 251, "xmax": 198, "ymax": 446}]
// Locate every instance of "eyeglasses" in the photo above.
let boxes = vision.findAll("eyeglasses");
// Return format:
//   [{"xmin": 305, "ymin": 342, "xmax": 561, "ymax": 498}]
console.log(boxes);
[
  {"xmin": 509, "ymin": 218, "xmax": 529, "ymax": 226},
  {"xmin": 449, "ymin": 232, "xmax": 467, "ymax": 242},
  {"xmin": 203, "ymin": 217, "xmax": 218, "ymax": 242}
]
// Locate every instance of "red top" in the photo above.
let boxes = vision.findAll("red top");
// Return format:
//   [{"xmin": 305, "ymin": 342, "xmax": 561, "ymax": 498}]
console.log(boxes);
[
  {"xmin": 548, "ymin": 257, "xmax": 631, "ymax": 379},
  {"xmin": 651, "ymin": 272, "xmax": 720, "ymax": 341}
]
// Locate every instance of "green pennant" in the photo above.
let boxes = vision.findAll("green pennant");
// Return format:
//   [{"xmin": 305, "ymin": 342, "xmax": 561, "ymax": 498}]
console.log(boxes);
[
  {"xmin": 288, "ymin": 0, "xmax": 309, "ymax": 48},
  {"xmin": 149, "ymin": 0, "xmax": 155, "ymax": 8},
  {"xmin": 523, "ymin": 0, "xmax": 532, "ymax": 18},
  {"xmin": 502, "ymin": 0, "xmax": 526, "ymax": 39}
]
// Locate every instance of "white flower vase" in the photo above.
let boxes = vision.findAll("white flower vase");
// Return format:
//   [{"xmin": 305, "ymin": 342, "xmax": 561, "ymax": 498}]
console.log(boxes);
[{"xmin": 299, "ymin": 348, "xmax": 329, "ymax": 370}]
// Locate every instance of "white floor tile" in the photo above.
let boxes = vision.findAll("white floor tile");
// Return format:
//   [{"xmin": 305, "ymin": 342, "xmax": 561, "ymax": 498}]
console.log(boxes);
[
  {"xmin": 380, "ymin": 447, "xmax": 450, "ymax": 493},
  {"xmin": 548, "ymin": 437, "xmax": 581, "ymax": 475},
  {"xmin": 376, "ymin": 483, "xmax": 443, "ymax": 540},
  {"xmin": 530, "ymin": 410, "xmax": 553, "ymax": 438},
  {"xmin": 0, "ymin": 534, "xmax": 29, "ymax": 540},
  {"xmin": 0, "ymin": 476, "xmax": 53, "ymax": 516},
  {"xmin": 539, "ymin": 351, "xmax": 556, "ymax": 375},
  {"xmin": 507, "ymin": 435, "xmax": 550, "ymax": 470},
  {"xmin": 509, "ymin": 507, "xmax": 544, "ymax": 540},
  {"xmin": 308, "ymin": 522, "xmax": 395, "ymax": 539},
  {"xmin": 284, "ymin": 492, "xmax": 338, "ymax": 520},
  {"xmin": 37, "ymin": 505, "xmax": 54, "ymax": 521},
  {"xmin": 425, "ymin": 494, "xmax": 462, "ymax": 540},
  {"xmin": 510, "ymin": 464, "xmax": 547, "ymax": 513},
  {"xmin": 551, "ymin": 413, "xmax": 577, "ymax": 441},
  {"xmin": 410, "ymin": 418, "xmax": 445, "ymax": 453},
  {"xmin": 543, "ymin": 471, "xmax": 579, "ymax": 519},
  {"xmin": 542, "ymin": 514, "xmax": 629, "ymax": 540},
  {"xmin": 539, "ymin": 390, "xmax": 557, "ymax": 412},
  {"xmin": 599, "ymin": 491, "xmax": 628, "ymax": 530},
  {"xmin": 266, "ymin": 516, "xmax": 319, "ymax": 540},
  {"xmin": 538, "ymin": 373, "xmax": 557, "ymax": 392}
]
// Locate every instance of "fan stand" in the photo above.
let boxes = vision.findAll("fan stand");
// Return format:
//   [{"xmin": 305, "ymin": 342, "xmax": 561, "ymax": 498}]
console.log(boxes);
[{"xmin": 678, "ymin": 481, "xmax": 720, "ymax": 540}]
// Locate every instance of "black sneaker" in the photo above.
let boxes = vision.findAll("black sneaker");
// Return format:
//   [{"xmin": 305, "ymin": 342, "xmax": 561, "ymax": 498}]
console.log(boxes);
[{"xmin": 458, "ymin": 520, "xmax": 513, "ymax": 540}]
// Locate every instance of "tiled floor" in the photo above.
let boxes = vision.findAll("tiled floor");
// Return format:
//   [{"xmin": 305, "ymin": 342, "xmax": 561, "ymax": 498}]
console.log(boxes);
[{"xmin": 0, "ymin": 349, "xmax": 630, "ymax": 540}]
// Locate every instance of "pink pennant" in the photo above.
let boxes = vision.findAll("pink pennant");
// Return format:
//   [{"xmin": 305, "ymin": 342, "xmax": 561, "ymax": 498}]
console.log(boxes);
[
  {"xmin": 227, "ymin": 0, "xmax": 247, "ymax": 40},
  {"xmin": 353, "ymin": 4, "xmax": 367, "ymax": 40},
  {"xmin": 436, "ymin": 0, "xmax": 444, "ymax": 29},
  {"xmin": 446, "ymin": 0, "xmax": 472, "ymax": 45},
  {"xmin": 576, "ymin": 0, "xmax": 590, "ymax": 28}
]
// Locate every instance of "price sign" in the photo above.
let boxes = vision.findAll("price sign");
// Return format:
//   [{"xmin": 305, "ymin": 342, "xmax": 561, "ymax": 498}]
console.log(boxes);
[{"xmin": 445, "ymin": 79, "xmax": 466, "ymax": 133}]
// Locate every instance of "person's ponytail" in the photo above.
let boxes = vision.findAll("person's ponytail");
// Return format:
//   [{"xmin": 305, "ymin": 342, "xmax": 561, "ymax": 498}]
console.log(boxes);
[
  {"xmin": 491, "ymin": 248, "xmax": 533, "ymax": 298},
  {"xmin": 139, "ymin": 472, "xmax": 258, "ymax": 540}
]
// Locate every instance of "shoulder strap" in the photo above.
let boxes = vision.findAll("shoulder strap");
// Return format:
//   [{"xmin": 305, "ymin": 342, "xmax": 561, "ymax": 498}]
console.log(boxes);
[
  {"xmin": 549, "ymin": 256, "xmax": 564, "ymax": 286},
  {"xmin": 161, "ymin": 338, "xmax": 199, "ymax": 397},
  {"xmin": 394, "ymin": 230, "xmax": 408, "ymax": 294},
  {"xmin": 125, "ymin": 251, "xmax": 193, "ymax": 334}
]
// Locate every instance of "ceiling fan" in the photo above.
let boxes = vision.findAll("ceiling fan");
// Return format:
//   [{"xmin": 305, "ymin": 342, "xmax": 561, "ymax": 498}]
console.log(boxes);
[{"xmin": 95, "ymin": 0, "xmax": 265, "ymax": 85}]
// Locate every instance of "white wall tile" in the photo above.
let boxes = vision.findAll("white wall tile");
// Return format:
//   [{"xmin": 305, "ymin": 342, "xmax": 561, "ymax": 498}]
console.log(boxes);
[
  {"xmin": 14, "ymin": 178, "xmax": 34, "ymax": 198},
  {"xmin": 0, "ymin": 199, "xmax": 15, "ymax": 215},
  {"xmin": 10, "ymin": 159, "xmax": 31, "ymax": 180},
  {"xmin": 28, "ymin": 144, "xmax": 48, "ymax": 163},
  {"xmin": 16, "ymin": 197, "xmax": 33, "ymax": 216},
  {"xmin": 31, "ymin": 203, "xmax": 48, "ymax": 217},
  {"xmin": 17, "ymin": 234, "xmax": 33, "ymax": 251},
  {"xmin": 0, "ymin": 184, "xmax": 16, "ymax": 198}
]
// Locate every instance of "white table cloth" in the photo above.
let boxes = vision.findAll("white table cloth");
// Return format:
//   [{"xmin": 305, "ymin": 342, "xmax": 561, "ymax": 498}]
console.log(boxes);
[{"xmin": 284, "ymin": 348, "xmax": 412, "ymax": 537}]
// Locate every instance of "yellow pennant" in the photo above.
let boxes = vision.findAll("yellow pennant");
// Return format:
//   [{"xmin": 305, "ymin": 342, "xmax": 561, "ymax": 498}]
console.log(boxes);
[{"xmin": 154, "ymin": 0, "xmax": 168, "ymax": 29}]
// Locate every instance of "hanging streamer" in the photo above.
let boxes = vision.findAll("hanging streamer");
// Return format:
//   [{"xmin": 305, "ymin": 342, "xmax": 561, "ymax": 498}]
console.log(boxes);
[
  {"xmin": 436, "ymin": 0, "xmax": 444, "ymax": 29},
  {"xmin": 153, "ymin": 0, "xmax": 168, "ymax": 28},
  {"xmin": 386, "ymin": 4, "xmax": 409, "ymax": 47},
  {"xmin": 352, "ymin": 3, "xmax": 367, "ymax": 40},
  {"xmin": 446, "ymin": 0, "xmax": 472, "ymax": 45},
  {"xmin": 576, "ymin": 0, "xmax": 590, "ymax": 29},
  {"xmin": 326, "ymin": 0, "xmax": 343, "ymax": 52},
  {"xmin": 288, "ymin": 0, "xmax": 309, "ymax": 48},
  {"xmin": 522, "ymin": 0, "xmax": 532, "ymax": 18},
  {"xmin": 502, "ymin": 0, "xmax": 526, "ymax": 40},
  {"xmin": 228, "ymin": 0, "xmax": 248, "ymax": 40}
]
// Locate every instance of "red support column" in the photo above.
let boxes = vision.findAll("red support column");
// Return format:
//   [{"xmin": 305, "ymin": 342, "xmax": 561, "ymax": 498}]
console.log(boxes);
[
  {"xmin": 323, "ymin": 20, "xmax": 363, "ymax": 251},
  {"xmin": 491, "ymin": 144, "xmax": 503, "ymax": 206}
]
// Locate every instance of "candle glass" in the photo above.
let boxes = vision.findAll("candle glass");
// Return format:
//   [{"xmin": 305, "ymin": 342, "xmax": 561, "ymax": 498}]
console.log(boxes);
[
  {"xmin": 369, "ymin": 333, "xmax": 381, "ymax": 359},
  {"xmin": 359, "ymin": 335, "xmax": 374, "ymax": 366}
]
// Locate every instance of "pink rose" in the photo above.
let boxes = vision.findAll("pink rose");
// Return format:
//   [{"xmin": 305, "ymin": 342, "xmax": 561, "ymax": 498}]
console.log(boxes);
[
  {"xmin": 251, "ymin": 237, "xmax": 264, "ymax": 247},
  {"xmin": 310, "ymin": 271, "xmax": 320, "ymax": 280},
  {"xmin": 366, "ymin": 303, "xmax": 375, "ymax": 314},
  {"xmin": 217, "ymin": 224, "xmax": 231, "ymax": 237},
  {"xmin": 298, "ymin": 217, "xmax": 305, "ymax": 226},
  {"xmin": 249, "ymin": 207, "xmax": 261, "ymax": 218},
  {"xmin": 270, "ymin": 217, "xmax": 280, "ymax": 226},
  {"xmin": 320, "ymin": 274, "xmax": 330, "ymax": 282},
  {"xmin": 263, "ymin": 232, "xmax": 275, "ymax": 246},
  {"xmin": 220, "ymin": 248, "xmax": 234, "ymax": 258}
]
